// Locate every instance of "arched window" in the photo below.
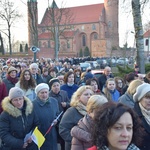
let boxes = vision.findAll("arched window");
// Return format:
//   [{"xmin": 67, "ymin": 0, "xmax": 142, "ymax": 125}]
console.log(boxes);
[
  {"xmin": 94, "ymin": 33, "xmax": 98, "ymax": 40},
  {"xmin": 82, "ymin": 35, "xmax": 86, "ymax": 46},
  {"xmin": 48, "ymin": 40, "xmax": 51, "ymax": 48},
  {"xmin": 67, "ymin": 40, "xmax": 70, "ymax": 48},
  {"xmin": 92, "ymin": 24, "xmax": 96, "ymax": 30}
]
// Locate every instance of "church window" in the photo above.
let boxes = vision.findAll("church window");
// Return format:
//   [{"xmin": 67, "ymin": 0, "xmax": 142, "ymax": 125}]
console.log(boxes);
[
  {"xmin": 108, "ymin": 21, "xmax": 112, "ymax": 28},
  {"xmin": 92, "ymin": 24, "xmax": 96, "ymax": 30},
  {"xmin": 81, "ymin": 25, "xmax": 84, "ymax": 31},
  {"xmin": 48, "ymin": 40, "xmax": 51, "ymax": 48},
  {"xmin": 67, "ymin": 40, "xmax": 70, "ymax": 48},
  {"xmin": 94, "ymin": 33, "xmax": 98, "ymax": 40},
  {"xmin": 82, "ymin": 35, "xmax": 86, "ymax": 46}
]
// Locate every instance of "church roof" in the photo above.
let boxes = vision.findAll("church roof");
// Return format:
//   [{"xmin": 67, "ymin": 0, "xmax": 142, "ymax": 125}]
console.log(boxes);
[
  {"xmin": 39, "ymin": 3, "xmax": 104, "ymax": 25},
  {"xmin": 144, "ymin": 30, "xmax": 150, "ymax": 38}
]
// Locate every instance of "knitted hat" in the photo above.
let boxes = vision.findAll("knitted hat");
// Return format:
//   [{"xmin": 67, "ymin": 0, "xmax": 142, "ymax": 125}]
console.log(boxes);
[
  {"xmin": 7, "ymin": 66, "xmax": 17, "ymax": 74},
  {"xmin": 49, "ymin": 78, "xmax": 60, "ymax": 88},
  {"xmin": 35, "ymin": 83, "xmax": 49, "ymax": 94},
  {"xmin": 29, "ymin": 63, "xmax": 38, "ymax": 69},
  {"xmin": 133, "ymin": 83, "xmax": 150, "ymax": 102},
  {"xmin": 9, "ymin": 87, "xmax": 24, "ymax": 100}
]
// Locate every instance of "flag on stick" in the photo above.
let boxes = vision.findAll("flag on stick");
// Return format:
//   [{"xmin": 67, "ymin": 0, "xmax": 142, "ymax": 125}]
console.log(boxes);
[{"xmin": 31, "ymin": 126, "xmax": 45, "ymax": 149}]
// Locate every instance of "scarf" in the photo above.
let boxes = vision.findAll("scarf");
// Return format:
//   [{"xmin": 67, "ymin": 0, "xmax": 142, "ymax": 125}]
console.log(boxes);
[
  {"xmin": 76, "ymin": 102, "xmax": 87, "ymax": 116},
  {"xmin": 139, "ymin": 102, "xmax": 150, "ymax": 125},
  {"xmin": 99, "ymin": 143, "xmax": 140, "ymax": 150},
  {"xmin": 7, "ymin": 74, "xmax": 18, "ymax": 84}
]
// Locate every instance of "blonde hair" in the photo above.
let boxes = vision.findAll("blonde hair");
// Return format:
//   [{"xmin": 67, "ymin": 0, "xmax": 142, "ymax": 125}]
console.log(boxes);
[
  {"xmin": 127, "ymin": 79, "xmax": 143, "ymax": 95},
  {"xmin": 86, "ymin": 95, "xmax": 108, "ymax": 113},
  {"xmin": 70, "ymin": 85, "xmax": 93, "ymax": 107}
]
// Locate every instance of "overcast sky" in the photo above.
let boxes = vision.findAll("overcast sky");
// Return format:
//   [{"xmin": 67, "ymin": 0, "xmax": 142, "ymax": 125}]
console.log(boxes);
[{"xmin": 9, "ymin": 0, "xmax": 150, "ymax": 47}]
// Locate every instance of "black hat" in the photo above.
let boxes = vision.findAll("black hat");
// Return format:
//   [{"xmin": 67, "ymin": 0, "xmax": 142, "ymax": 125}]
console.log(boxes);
[{"xmin": 49, "ymin": 78, "xmax": 60, "ymax": 88}]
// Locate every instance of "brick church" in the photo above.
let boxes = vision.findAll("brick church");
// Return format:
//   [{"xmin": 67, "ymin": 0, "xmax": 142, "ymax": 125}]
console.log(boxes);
[{"xmin": 27, "ymin": 0, "xmax": 119, "ymax": 59}]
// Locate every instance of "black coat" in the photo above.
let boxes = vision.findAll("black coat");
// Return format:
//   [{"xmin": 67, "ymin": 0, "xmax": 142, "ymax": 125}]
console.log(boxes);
[
  {"xmin": 0, "ymin": 97, "xmax": 39, "ymax": 150},
  {"xmin": 134, "ymin": 102, "xmax": 150, "ymax": 150}
]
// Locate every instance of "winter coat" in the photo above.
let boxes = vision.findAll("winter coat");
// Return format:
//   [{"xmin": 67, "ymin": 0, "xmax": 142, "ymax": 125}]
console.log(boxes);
[
  {"xmin": 119, "ymin": 92, "xmax": 135, "ymax": 108},
  {"xmin": 3, "ymin": 78, "xmax": 17, "ymax": 93},
  {"xmin": 15, "ymin": 81, "xmax": 36, "ymax": 101},
  {"xmin": 59, "ymin": 107, "xmax": 84, "ymax": 150},
  {"xmin": 71, "ymin": 114, "xmax": 93, "ymax": 150},
  {"xmin": 33, "ymin": 97, "xmax": 60, "ymax": 150},
  {"xmin": 49, "ymin": 90, "xmax": 70, "ymax": 112},
  {"xmin": 0, "ymin": 82, "xmax": 8, "ymax": 113},
  {"xmin": 0, "ymin": 96, "xmax": 39, "ymax": 150},
  {"xmin": 134, "ymin": 102, "xmax": 150, "ymax": 150},
  {"xmin": 60, "ymin": 84, "xmax": 79, "ymax": 100}
]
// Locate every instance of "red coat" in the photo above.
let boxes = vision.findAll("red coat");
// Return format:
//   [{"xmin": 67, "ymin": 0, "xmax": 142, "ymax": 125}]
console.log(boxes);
[
  {"xmin": 0, "ymin": 82, "xmax": 8, "ymax": 113},
  {"xmin": 88, "ymin": 146, "xmax": 97, "ymax": 150}
]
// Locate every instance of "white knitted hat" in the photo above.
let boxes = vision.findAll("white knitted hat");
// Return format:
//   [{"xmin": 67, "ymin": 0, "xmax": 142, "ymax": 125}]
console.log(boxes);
[
  {"xmin": 133, "ymin": 83, "xmax": 150, "ymax": 102},
  {"xmin": 9, "ymin": 87, "xmax": 24, "ymax": 100},
  {"xmin": 35, "ymin": 83, "xmax": 49, "ymax": 94}
]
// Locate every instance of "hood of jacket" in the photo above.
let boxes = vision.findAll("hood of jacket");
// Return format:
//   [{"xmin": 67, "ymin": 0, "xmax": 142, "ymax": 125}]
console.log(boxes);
[{"xmin": 2, "ymin": 96, "xmax": 33, "ymax": 117}]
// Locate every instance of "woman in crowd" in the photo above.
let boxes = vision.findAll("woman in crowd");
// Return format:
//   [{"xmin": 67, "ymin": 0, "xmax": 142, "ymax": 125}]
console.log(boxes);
[
  {"xmin": 15, "ymin": 69, "xmax": 36, "ymax": 101},
  {"xmin": 114, "ymin": 76, "xmax": 124, "ymax": 96},
  {"xmin": 143, "ymin": 72, "xmax": 150, "ymax": 83},
  {"xmin": 119, "ymin": 79, "xmax": 143, "ymax": 108},
  {"xmin": 0, "ymin": 76, "xmax": 7, "ymax": 113},
  {"xmin": 59, "ymin": 85, "xmax": 93, "ymax": 150},
  {"xmin": 33, "ymin": 83, "xmax": 59, "ymax": 150},
  {"xmin": 103, "ymin": 78, "xmax": 120, "ymax": 102},
  {"xmin": 3, "ymin": 66, "xmax": 18, "ymax": 93},
  {"xmin": 71, "ymin": 95, "xmax": 108, "ymax": 150},
  {"xmin": 89, "ymin": 102, "xmax": 143, "ymax": 150},
  {"xmin": 0, "ymin": 87, "xmax": 39, "ymax": 150},
  {"xmin": 60, "ymin": 71, "xmax": 79, "ymax": 100},
  {"xmin": 74, "ymin": 69, "xmax": 81, "ymax": 85},
  {"xmin": 133, "ymin": 83, "xmax": 150, "ymax": 150},
  {"xmin": 86, "ymin": 78, "xmax": 102, "ymax": 95}
]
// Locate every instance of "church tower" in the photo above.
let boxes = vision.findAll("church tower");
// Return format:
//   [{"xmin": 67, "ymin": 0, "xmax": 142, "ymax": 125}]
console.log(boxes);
[
  {"xmin": 27, "ymin": 0, "xmax": 38, "ymax": 48},
  {"xmin": 104, "ymin": 0, "xmax": 119, "ymax": 55}
]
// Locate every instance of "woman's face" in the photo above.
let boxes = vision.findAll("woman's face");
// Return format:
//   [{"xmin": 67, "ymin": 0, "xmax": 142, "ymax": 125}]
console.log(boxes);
[
  {"xmin": 91, "ymin": 81, "xmax": 98, "ymax": 92},
  {"xmin": 51, "ymin": 82, "xmax": 60, "ymax": 94},
  {"xmin": 11, "ymin": 97, "xmax": 24, "ymax": 109},
  {"xmin": 117, "ymin": 80, "xmax": 123, "ymax": 88},
  {"xmin": 24, "ymin": 71, "xmax": 31, "ymax": 81},
  {"xmin": 107, "ymin": 112, "xmax": 133, "ymax": 150},
  {"xmin": 67, "ymin": 74, "xmax": 74, "ymax": 84},
  {"xmin": 107, "ymin": 81, "xmax": 116, "ymax": 91},
  {"xmin": 9, "ymin": 71, "xmax": 17, "ymax": 78},
  {"xmin": 140, "ymin": 96, "xmax": 150, "ymax": 110},
  {"xmin": 38, "ymin": 89, "xmax": 49, "ymax": 101},
  {"xmin": 79, "ymin": 89, "xmax": 93, "ymax": 106}
]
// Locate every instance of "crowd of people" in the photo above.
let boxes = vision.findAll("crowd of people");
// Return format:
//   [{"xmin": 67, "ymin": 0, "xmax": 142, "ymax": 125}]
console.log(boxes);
[{"xmin": 0, "ymin": 57, "xmax": 150, "ymax": 150}]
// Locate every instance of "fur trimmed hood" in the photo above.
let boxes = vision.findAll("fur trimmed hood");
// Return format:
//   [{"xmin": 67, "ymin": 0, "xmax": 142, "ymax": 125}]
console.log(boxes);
[{"xmin": 2, "ymin": 96, "xmax": 33, "ymax": 117}]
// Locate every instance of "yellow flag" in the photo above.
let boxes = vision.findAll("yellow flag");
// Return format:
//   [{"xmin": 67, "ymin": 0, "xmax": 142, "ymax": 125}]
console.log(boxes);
[{"xmin": 31, "ymin": 127, "xmax": 45, "ymax": 149}]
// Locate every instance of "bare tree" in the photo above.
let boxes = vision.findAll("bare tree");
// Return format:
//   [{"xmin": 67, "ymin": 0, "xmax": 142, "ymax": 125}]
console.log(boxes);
[
  {"xmin": 143, "ymin": 21, "xmax": 150, "ymax": 32},
  {"xmin": 41, "ymin": 0, "xmax": 74, "ymax": 60},
  {"xmin": 0, "ymin": 0, "xmax": 22, "ymax": 55},
  {"xmin": 131, "ymin": 0, "xmax": 148, "ymax": 73}
]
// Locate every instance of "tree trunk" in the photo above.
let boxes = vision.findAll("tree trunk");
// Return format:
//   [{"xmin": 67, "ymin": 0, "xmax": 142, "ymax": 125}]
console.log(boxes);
[{"xmin": 132, "ymin": 0, "xmax": 145, "ymax": 73}]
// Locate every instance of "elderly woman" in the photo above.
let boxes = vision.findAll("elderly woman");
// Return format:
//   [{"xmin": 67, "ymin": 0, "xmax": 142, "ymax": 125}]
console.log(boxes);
[
  {"xmin": 3, "ymin": 66, "xmax": 18, "ymax": 93},
  {"xmin": 0, "ymin": 87, "xmax": 39, "ymax": 150},
  {"xmin": 133, "ymin": 83, "xmax": 150, "ymax": 150},
  {"xmin": 71, "ymin": 95, "xmax": 108, "ymax": 150},
  {"xmin": 89, "ymin": 102, "xmax": 143, "ymax": 150},
  {"xmin": 59, "ymin": 85, "xmax": 93, "ymax": 150},
  {"xmin": 33, "ymin": 83, "xmax": 59, "ymax": 150}
]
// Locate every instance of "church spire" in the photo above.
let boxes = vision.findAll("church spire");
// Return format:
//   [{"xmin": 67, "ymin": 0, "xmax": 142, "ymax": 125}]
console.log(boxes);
[{"xmin": 50, "ymin": 0, "xmax": 58, "ymax": 8}]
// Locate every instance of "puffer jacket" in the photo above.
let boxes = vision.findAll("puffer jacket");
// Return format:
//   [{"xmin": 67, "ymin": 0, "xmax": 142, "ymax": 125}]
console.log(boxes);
[
  {"xmin": 71, "ymin": 114, "xmax": 93, "ymax": 150},
  {"xmin": 0, "ymin": 96, "xmax": 39, "ymax": 150}
]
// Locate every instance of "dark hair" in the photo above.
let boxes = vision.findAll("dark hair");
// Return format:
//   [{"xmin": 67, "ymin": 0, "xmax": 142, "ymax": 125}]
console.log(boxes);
[
  {"xmin": 20, "ymin": 69, "xmax": 36, "ymax": 90},
  {"xmin": 64, "ymin": 71, "xmax": 74, "ymax": 83},
  {"xmin": 86, "ymin": 78, "xmax": 100, "ymax": 90},
  {"xmin": 92, "ymin": 102, "xmax": 143, "ymax": 148}
]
